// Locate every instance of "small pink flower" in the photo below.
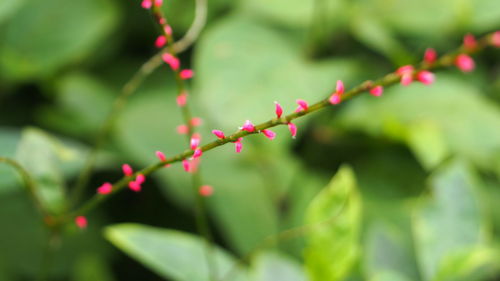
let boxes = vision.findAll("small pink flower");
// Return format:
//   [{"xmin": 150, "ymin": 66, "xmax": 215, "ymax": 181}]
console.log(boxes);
[
  {"xmin": 177, "ymin": 124, "xmax": 188, "ymax": 135},
  {"xmin": 141, "ymin": 0, "xmax": 152, "ymax": 9},
  {"xmin": 155, "ymin": 35, "xmax": 167, "ymax": 48},
  {"xmin": 424, "ymin": 48, "xmax": 437, "ymax": 64},
  {"xmin": 491, "ymin": 31, "xmax": 500, "ymax": 47},
  {"xmin": 190, "ymin": 133, "xmax": 201, "ymax": 150},
  {"xmin": 159, "ymin": 18, "xmax": 166, "ymax": 25},
  {"xmin": 164, "ymin": 25, "xmax": 173, "ymax": 36},
  {"xmin": 176, "ymin": 91, "xmax": 188, "ymax": 107},
  {"xmin": 212, "ymin": 130, "xmax": 225, "ymax": 139},
  {"xmin": 156, "ymin": 151, "xmax": 166, "ymax": 162},
  {"xmin": 288, "ymin": 123, "xmax": 297, "ymax": 138},
  {"xmin": 336, "ymin": 80, "xmax": 344, "ymax": 95},
  {"xmin": 97, "ymin": 182, "xmax": 112, "ymax": 195},
  {"xmin": 329, "ymin": 93, "xmax": 341, "ymax": 105},
  {"xmin": 190, "ymin": 117, "xmax": 202, "ymax": 127},
  {"xmin": 199, "ymin": 185, "xmax": 213, "ymax": 197},
  {"xmin": 295, "ymin": 99, "xmax": 308, "ymax": 112},
  {"xmin": 262, "ymin": 129, "xmax": 276, "ymax": 140},
  {"xmin": 122, "ymin": 164, "xmax": 133, "ymax": 177},
  {"xmin": 463, "ymin": 33, "xmax": 477, "ymax": 49},
  {"xmin": 136, "ymin": 174, "xmax": 146, "ymax": 184},
  {"xmin": 455, "ymin": 54, "xmax": 475, "ymax": 72},
  {"xmin": 75, "ymin": 216, "xmax": 87, "ymax": 229},
  {"xmin": 162, "ymin": 53, "xmax": 180, "ymax": 71},
  {"xmin": 274, "ymin": 101, "xmax": 283, "ymax": 118},
  {"xmin": 154, "ymin": 0, "xmax": 162, "ymax": 7},
  {"xmin": 180, "ymin": 69, "xmax": 194, "ymax": 80},
  {"xmin": 241, "ymin": 120, "xmax": 255, "ymax": 132},
  {"xmin": 193, "ymin": 148, "xmax": 203, "ymax": 158},
  {"xmin": 369, "ymin": 86, "xmax": 383, "ymax": 97},
  {"xmin": 129, "ymin": 181, "xmax": 141, "ymax": 192},
  {"xmin": 396, "ymin": 65, "xmax": 414, "ymax": 75},
  {"xmin": 234, "ymin": 138, "xmax": 243, "ymax": 153},
  {"xmin": 182, "ymin": 159, "xmax": 190, "ymax": 172},
  {"xmin": 400, "ymin": 73, "xmax": 413, "ymax": 86},
  {"xmin": 416, "ymin": 71, "xmax": 435, "ymax": 85},
  {"xmin": 397, "ymin": 65, "xmax": 414, "ymax": 86}
]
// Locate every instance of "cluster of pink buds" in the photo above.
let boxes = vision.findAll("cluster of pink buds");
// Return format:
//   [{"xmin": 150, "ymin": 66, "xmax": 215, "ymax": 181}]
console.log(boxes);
[
  {"xmin": 141, "ymin": 0, "xmax": 162, "ymax": 9},
  {"xmin": 129, "ymin": 174, "xmax": 146, "ymax": 192},
  {"xmin": 162, "ymin": 53, "xmax": 180, "ymax": 71},
  {"xmin": 156, "ymin": 151, "xmax": 171, "ymax": 167},
  {"xmin": 396, "ymin": 65, "xmax": 415, "ymax": 86},
  {"xmin": 189, "ymin": 133, "xmax": 203, "ymax": 158},
  {"xmin": 295, "ymin": 99, "xmax": 309, "ymax": 112},
  {"xmin": 97, "ymin": 182, "xmax": 113, "ymax": 195},
  {"xmin": 369, "ymin": 85, "xmax": 383, "ymax": 97},
  {"xmin": 155, "ymin": 35, "xmax": 167, "ymax": 48},
  {"xmin": 329, "ymin": 80, "xmax": 344, "ymax": 105},
  {"xmin": 241, "ymin": 120, "xmax": 255, "ymax": 132},
  {"xmin": 180, "ymin": 69, "xmax": 194, "ymax": 80}
]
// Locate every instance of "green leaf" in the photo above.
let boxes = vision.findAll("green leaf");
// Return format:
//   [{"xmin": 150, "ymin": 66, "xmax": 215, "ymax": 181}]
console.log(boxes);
[
  {"xmin": 0, "ymin": 0, "xmax": 25, "ymax": 24},
  {"xmin": 251, "ymin": 251, "xmax": 307, "ymax": 281},
  {"xmin": 105, "ymin": 223, "xmax": 249, "ymax": 281},
  {"xmin": 412, "ymin": 161, "xmax": 495, "ymax": 281},
  {"xmin": 72, "ymin": 254, "xmax": 115, "ymax": 281},
  {"xmin": 0, "ymin": 0, "xmax": 118, "ymax": 81},
  {"xmin": 0, "ymin": 128, "xmax": 22, "ymax": 194},
  {"xmin": 304, "ymin": 166, "xmax": 362, "ymax": 281},
  {"xmin": 194, "ymin": 15, "xmax": 364, "ymax": 132},
  {"xmin": 15, "ymin": 128, "xmax": 67, "ymax": 213},
  {"xmin": 370, "ymin": 271, "xmax": 413, "ymax": 281},
  {"xmin": 335, "ymin": 74, "xmax": 500, "ymax": 173}
]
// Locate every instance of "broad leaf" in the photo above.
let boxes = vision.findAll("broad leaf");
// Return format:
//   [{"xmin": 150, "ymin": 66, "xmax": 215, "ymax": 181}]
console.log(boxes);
[
  {"xmin": 105, "ymin": 223, "xmax": 249, "ymax": 281},
  {"xmin": 251, "ymin": 251, "xmax": 307, "ymax": 281},
  {"xmin": 304, "ymin": 166, "xmax": 362, "ymax": 281}
]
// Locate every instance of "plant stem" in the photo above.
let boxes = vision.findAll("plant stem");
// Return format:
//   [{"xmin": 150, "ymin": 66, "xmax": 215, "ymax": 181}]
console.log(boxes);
[{"xmin": 68, "ymin": 32, "xmax": 496, "ymax": 221}]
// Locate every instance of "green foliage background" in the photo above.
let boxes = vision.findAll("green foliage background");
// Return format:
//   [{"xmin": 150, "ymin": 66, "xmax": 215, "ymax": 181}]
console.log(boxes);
[{"xmin": 0, "ymin": 0, "xmax": 499, "ymax": 280}]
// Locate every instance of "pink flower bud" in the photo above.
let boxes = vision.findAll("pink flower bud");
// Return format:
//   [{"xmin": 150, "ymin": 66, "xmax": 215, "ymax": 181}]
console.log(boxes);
[
  {"xmin": 288, "ymin": 123, "xmax": 297, "ymax": 138},
  {"xmin": 141, "ymin": 0, "xmax": 152, "ymax": 9},
  {"xmin": 396, "ymin": 65, "xmax": 414, "ymax": 75},
  {"xmin": 400, "ymin": 73, "xmax": 413, "ymax": 86},
  {"xmin": 162, "ymin": 53, "xmax": 180, "ymax": 71},
  {"xmin": 136, "ymin": 174, "xmax": 145, "ymax": 184},
  {"xmin": 455, "ymin": 54, "xmax": 475, "ymax": 72},
  {"xmin": 164, "ymin": 25, "xmax": 173, "ymax": 36},
  {"xmin": 154, "ymin": 0, "xmax": 162, "ymax": 7},
  {"xmin": 336, "ymin": 80, "xmax": 344, "ymax": 95},
  {"xmin": 75, "ymin": 216, "xmax": 87, "ymax": 229},
  {"xmin": 190, "ymin": 133, "xmax": 201, "ymax": 150},
  {"xmin": 180, "ymin": 69, "xmax": 194, "ymax": 80},
  {"xmin": 177, "ymin": 124, "xmax": 188, "ymax": 135},
  {"xmin": 491, "ymin": 31, "xmax": 500, "ymax": 47},
  {"xmin": 122, "ymin": 164, "xmax": 133, "ymax": 177},
  {"xmin": 369, "ymin": 86, "xmax": 383, "ymax": 97},
  {"xmin": 295, "ymin": 99, "xmax": 309, "ymax": 112},
  {"xmin": 234, "ymin": 138, "xmax": 243, "ymax": 153},
  {"xmin": 416, "ymin": 71, "xmax": 435, "ymax": 85},
  {"xmin": 212, "ymin": 130, "xmax": 225, "ymax": 139},
  {"xmin": 156, "ymin": 151, "xmax": 166, "ymax": 162},
  {"xmin": 176, "ymin": 91, "xmax": 188, "ymax": 107},
  {"xmin": 190, "ymin": 117, "xmax": 202, "ymax": 127},
  {"xmin": 463, "ymin": 33, "xmax": 477, "ymax": 49},
  {"xmin": 329, "ymin": 93, "xmax": 341, "ymax": 105},
  {"xmin": 97, "ymin": 182, "xmax": 112, "ymax": 195},
  {"xmin": 193, "ymin": 148, "xmax": 203, "ymax": 158},
  {"xmin": 199, "ymin": 185, "xmax": 213, "ymax": 197},
  {"xmin": 159, "ymin": 18, "xmax": 166, "ymax": 25},
  {"xmin": 128, "ymin": 181, "xmax": 141, "ymax": 192},
  {"xmin": 262, "ymin": 129, "xmax": 276, "ymax": 140},
  {"xmin": 241, "ymin": 120, "xmax": 255, "ymax": 132},
  {"xmin": 424, "ymin": 48, "xmax": 437, "ymax": 64},
  {"xmin": 182, "ymin": 159, "xmax": 190, "ymax": 172},
  {"xmin": 155, "ymin": 35, "xmax": 167, "ymax": 48},
  {"xmin": 274, "ymin": 101, "xmax": 283, "ymax": 118}
]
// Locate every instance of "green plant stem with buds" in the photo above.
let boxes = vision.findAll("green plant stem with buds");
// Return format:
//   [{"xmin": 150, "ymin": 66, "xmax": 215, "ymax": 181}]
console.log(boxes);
[{"xmin": 67, "ymin": 32, "xmax": 496, "ymax": 222}]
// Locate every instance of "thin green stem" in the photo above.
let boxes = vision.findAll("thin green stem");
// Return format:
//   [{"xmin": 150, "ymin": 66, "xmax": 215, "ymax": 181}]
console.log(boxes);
[{"xmin": 68, "ymin": 32, "xmax": 496, "ymax": 220}]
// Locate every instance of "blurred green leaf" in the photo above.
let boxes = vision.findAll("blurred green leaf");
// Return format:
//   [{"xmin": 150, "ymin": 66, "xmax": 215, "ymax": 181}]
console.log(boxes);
[
  {"xmin": 72, "ymin": 254, "xmax": 115, "ymax": 281},
  {"xmin": 370, "ymin": 271, "xmax": 413, "ymax": 281},
  {"xmin": 39, "ymin": 72, "xmax": 114, "ymax": 138},
  {"xmin": 304, "ymin": 166, "xmax": 361, "ymax": 281},
  {"xmin": 194, "ymin": 15, "xmax": 363, "ymax": 132},
  {"xmin": 105, "ymin": 223, "xmax": 249, "ymax": 281},
  {"xmin": 0, "ymin": 0, "xmax": 119, "ymax": 81},
  {"xmin": 251, "ymin": 251, "xmax": 307, "ymax": 281},
  {"xmin": 412, "ymin": 161, "xmax": 495, "ymax": 281},
  {"xmin": 0, "ymin": 127, "xmax": 22, "ymax": 194},
  {"xmin": 336, "ymin": 74, "xmax": 500, "ymax": 173},
  {"xmin": 15, "ymin": 128, "xmax": 67, "ymax": 213},
  {"xmin": 0, "ymin": 0, "xmax": 25, "ymax": 24}
]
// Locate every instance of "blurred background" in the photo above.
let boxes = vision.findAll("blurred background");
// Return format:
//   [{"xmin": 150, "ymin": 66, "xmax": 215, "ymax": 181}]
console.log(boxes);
[{"xmin": 0, "ymin": 0, "xmax": 499, "ymax": 280}]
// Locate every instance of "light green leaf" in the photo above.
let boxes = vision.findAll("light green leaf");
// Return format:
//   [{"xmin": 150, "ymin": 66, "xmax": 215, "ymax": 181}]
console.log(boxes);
[
  {"xmin": 412, "ymin": 161, "xmax": 495, "ymax": 281},
  {"xmin": 0, "ymin": 0, "xmax": 25, "ymax": 24},
  {"xmin": 0, "ymin": 0, "xmax": 118, "ymax": 81},
  {"xmin": 0, "ymin": 128, "xmax": 22, "ymax": 194},
  {"xmin": 15, "ymin": 128, "xmax": 67, "ymax": 213},
  {"xmin": 105, "ymin": 223, "xmax": 249, "ymax": 281},
  {"xmin": 304, "ymin": 166, "xmax": 362, "ymax": 281},
  {"xmin": 194, "ymin": 15, "xmax": 364, "ymax": 132},
  {"xmin": 370, "ymin": 271, "xmax": 413, "ymax": 281},
  {"xmin": 251, "ymin": 251, "xmax": 307, "ymax": 281}
]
